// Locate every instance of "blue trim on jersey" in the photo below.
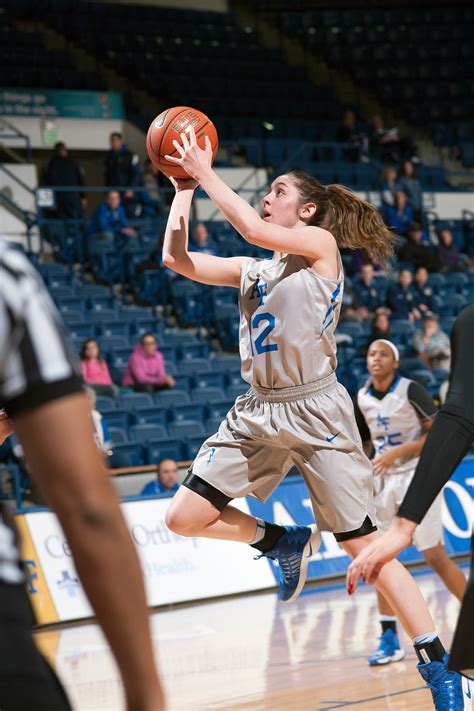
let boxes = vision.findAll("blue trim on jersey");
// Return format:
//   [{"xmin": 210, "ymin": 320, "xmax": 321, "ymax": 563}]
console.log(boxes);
[
  {"xmin": 368, "ymin": 374, "xmax": 402, "ymax": 398},
  {"xmin": 320, "ymin": 283, "xmax": 341, "ymax": 336}
]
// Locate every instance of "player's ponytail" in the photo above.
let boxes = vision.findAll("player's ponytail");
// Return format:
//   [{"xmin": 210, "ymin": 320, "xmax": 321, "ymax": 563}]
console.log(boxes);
[{"xmin": 288, "ymin": 170, "xmax": 397, "ymax": 269}]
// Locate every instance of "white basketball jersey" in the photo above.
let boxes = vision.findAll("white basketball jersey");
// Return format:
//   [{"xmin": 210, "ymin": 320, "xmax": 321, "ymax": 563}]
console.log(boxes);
[
  {"xmin": 239, "ymin": 253, "xmax": 343, "ymax": 388},
  {"xmin": 357, "ymin": 376, "xmax": 423, "ymax": 474}
]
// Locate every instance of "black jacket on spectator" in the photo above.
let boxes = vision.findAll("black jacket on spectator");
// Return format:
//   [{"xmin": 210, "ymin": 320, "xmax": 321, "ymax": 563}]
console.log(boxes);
[
  {"xmin": 43, "ymin": 155, "xmax": 84, "ymax": 218},
  {"xmin": 353, "ymin": 281, "xmax": 385, "ymax": 312},
  {"xmin": 399, "ymin": 241, "xmax": 439, "ymax": 272},
  {"xmin": 387, "ymin": 284, "xmax": 418, "ymax": 319},
  {"xmin": 415, "ymin": 284, "xmax": 434, "ymax": 311},
  {"xmin": 104, "ymin": 145, "xmax": 139, "ymax": 188}
]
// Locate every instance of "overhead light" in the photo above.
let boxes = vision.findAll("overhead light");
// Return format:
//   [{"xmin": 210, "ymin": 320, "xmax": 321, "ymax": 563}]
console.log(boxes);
[{"xmin": 263, "ymin": 122, "xmax": 274, "ymax": 131}]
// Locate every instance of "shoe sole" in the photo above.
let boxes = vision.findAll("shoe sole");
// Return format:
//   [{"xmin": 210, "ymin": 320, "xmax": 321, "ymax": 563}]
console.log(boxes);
[
  {"xmin": 281, "ymin": 524, "xmax": 321, "ymax": 604},
  {"xmin": 368, "ymin": 649, "xmax": 406, "ymax": 666}
]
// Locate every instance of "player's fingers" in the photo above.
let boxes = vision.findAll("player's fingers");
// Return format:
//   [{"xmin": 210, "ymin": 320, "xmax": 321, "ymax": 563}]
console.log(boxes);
[
  {"xmin": 346, "ymin": 557, "xmax": 363, "ymax": 594},
  {"xmin": 366, "ymin": 561, "xmax": 382, "ymax": 585},
  {"xmin": 164, "ymin": 154, "xmax": 182, "ymax": 164},
  {"xmin": 180, "ymin": 132, "xmax": 190, "ymax": 151},
  {"xmin": 204, "ymin": 135, "xmax": 212, "ymax": 154},
  {"xmin": 172, "ymin": 140, "xmax": 185, "ymax": 157},
  {"xmin": 188, "ymin": 124, "xmax": 197, "ymax": 146}
]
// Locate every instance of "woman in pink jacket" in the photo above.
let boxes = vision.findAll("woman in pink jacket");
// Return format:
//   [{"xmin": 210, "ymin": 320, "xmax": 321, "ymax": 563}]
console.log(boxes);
[
  {"xmin": 122, "ymin": 333, "xmax": 176, "ymax": 392},
  {"xmin": 80, "ymin": 339, "xmax": 118, "ymax": 398}
]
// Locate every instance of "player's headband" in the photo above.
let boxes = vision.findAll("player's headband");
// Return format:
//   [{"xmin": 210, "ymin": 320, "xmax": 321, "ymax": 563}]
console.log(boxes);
[{"xmin": 372, "ymin": 339, "xmax": 400, "ymax": 362}]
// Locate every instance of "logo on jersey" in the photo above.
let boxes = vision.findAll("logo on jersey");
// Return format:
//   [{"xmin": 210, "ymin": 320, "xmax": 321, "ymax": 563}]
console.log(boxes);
[
  {"xmin": 207, "ymin": 447, "xmax": 216, "ymax": 466},
  {"xmin": 376, "ymin": 414, "xmax": 390, "ymax": 432},
  {"xmin": 249, "ymin": 278, "xmax": 268, "ymax": 306}
]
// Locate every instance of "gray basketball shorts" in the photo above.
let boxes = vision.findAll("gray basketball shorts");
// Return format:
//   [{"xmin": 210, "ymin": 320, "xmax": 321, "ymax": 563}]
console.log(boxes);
[{"xmin": 189, "ymin": 372, "xmax": 377, "ymax": 536}]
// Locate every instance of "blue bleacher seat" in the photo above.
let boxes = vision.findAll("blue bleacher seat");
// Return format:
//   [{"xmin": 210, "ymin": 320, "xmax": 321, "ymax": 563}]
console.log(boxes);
[
  {"xmin": 153, "ymin": 390, "xmax": 190, "ymax": 407},
  {"xmin": 111, "ymin": 442, "xmax": 144, "ymax": 466},
  {"xmin": 177, "ymin": 358, "xmax": 210, "ymax": 374},
  {"xmin": 119, "ymin": 307, "xmax": 154, "ymax": 321},
  {"xmin": 179, "ymin": 343, "xmax": 209, "ymax": 360},
  {"xmin": 209, "ymin": 355, "xmax": 242, "ymax": 370},
  {"xmin": 66, "ymin": 322, "xmax": 95, "ymax": 339},
  {"xmin": 101, "ymin": 409, "xmax": 130, "ymax": 429},
  {"xmin": 96, "ymin": 395, "xmax": 117, "ymax": 411},
  {"xmin": 57, "ymin": 296, "xmax": 86, "ymax": 312},
  {"xmin": 97, "ymin": 321, "xmax": 131, "ymax": 338},
  {"xmin": 62, "ymin": 310, "xmax": 84, "ymax": 324},
  {"xmin": 173, "ymin": 374, "xmax": 192, "ymax": 392},
  {"xmin": 192, "ymin": 372, "xmax": 227, "ymax": 389},
  {"xmin": 184, "ymin": 435, "xmax": 206, "ymax": 460},
  {"xmin": 144, "ymin": 438, "xmax": 185, "ymax": 464},
  {"xmin": 88, "ymin": 295, "xmax": 118, "ymax": 311},
  {"xmin": 191, "ymin": 387, "xmax": 227, "ymax": 403},
  {"xmin": 168, "ymin": 421, "xmax": 206, "ymax": 438},
  {"xmin": 99, "ymin": 335, "xmax": 131, "ymax": 352},
  {"xmin": 120, "ymin": 393, "xmax": 155, "ymax": 409},
  {"xmin": 130, "ymin": 424, "xmax": 168, "ymax": 442},
  {"xmin": 225, "ymin": 370, "xmax": 246, "ymax": 387},
  {"xmin": 89, "ymin": 309, "xmax": 119, "ymax": 322},
  {"xmin": 226, "ymin": 384, "xmax": 249, "ymax": 400},
  {"xmin": 170, "ymin": 403, "xmax": 206, "ymax": 423},
  {"xmin": 108, "ymin": 427, "xmax": 129, "ymax": 443},
  {"xmin": 205, "ymin": 418, "xmax": 223, "ymax": 435},
  {"xmin": 130, "ymin": 406, "xmax": 169, "ymax": 427},
  {"xmin": 410, "ymin": 370, "xmax": 437, "ymax": 388},
  {"xmin": 205, "ymin": 400, "xmax": 234, "ymax": 420}
]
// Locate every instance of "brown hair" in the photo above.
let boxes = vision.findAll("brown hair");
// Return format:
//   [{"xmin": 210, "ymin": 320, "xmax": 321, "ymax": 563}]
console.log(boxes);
[{"xmin": 287, "ymin": 170, "xmax": 397, "ymax": 269}]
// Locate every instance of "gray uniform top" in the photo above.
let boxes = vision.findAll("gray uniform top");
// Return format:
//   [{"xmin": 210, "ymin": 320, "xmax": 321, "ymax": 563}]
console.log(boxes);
[
  {"xmin": 239, "ymin": 253, "xmax": 344, "ymax": 389},
  {"xmin": 356, "ymin": 375, "xmax": 436, "ymax": 474}
]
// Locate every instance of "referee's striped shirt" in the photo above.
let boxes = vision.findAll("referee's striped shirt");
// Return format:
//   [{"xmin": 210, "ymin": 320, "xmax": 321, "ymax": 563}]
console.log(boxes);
[{"xmin": 0, "ymin": 239, "xmax": 83, "ymax": 584}]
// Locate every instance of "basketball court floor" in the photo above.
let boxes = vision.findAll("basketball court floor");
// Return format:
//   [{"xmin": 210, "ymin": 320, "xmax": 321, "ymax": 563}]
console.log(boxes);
[{"xmin": 35, "ymin": 568, "xmax": 470, "ymax": 711}]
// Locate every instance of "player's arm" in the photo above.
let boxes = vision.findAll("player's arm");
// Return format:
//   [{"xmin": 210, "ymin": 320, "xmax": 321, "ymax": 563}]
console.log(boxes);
[
  {"xmin": 352, "ymin": 397, "xmax": 374, "ymax": 458},
  {"xmin": 162, "ymin": 180, "xmax": 248, "ymax": 288},
  {"xmin": 165, "ymin": 128, "xmax": 337, "ymax": 262},
  {"xmin": 13, "ymin": 393, "xmax": 163, "ymax": 711}
]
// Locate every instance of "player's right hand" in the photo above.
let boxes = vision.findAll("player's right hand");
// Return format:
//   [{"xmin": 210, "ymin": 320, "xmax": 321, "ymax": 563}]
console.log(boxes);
[{"xmin": 168, "ymin": 175, "xmax": 199, "ymax": 192}]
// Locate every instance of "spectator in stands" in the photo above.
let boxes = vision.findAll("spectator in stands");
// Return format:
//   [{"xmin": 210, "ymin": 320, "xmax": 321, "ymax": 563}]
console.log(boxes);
[
  {"xmin": 368, "ymin": 310, "xmax": 391, "ymax": 346},
  {"xmin": 336, "ymin": 109, "xmax": 369, "ymax": 162},
  {"xmin": 140, "ymin": 458, "xmax": 180, "ymax": 497},
  {"xmin": 382, "ymin": 190, "xmax": 414, "ymax": 236},
  {"xmin": 414, "ymin": 266, "xmax": 434, "ymax": 314},
  {"xmin": 413, "ymin": 312, "xmax": 451, "ymax": 369},
  {"xmin": 87, "ymin": 191, "xmax": 136, "ymax": 247},
  {"xmin": 80, "ymin": 339, "xmax": 118, "ymax": 398},
  {"xmin": 138, "ymin": 160, "xmax": 166, "ymax": 217},
  {"xmin": 437, "ymin": 228, "xmax": 465, "ymax": 272},
  {"xmin": 43, "ymin": 141, "xmax": 86, "ymax": 218},
  {"xmin": 122, "ymin": 333, "xmax": 176, "ymax": 393},
  {"xmin": 399, "ymin": 223, "xmax": 439, "ymax": 271},
  {"xmin": 85, "ymin": 387, "xmax": 130, "ymax": 468},
  {"xmin": 387, "ymin": 268, "xmax": 421, "ymax": 322},
  {"xmin": 104, "ymin": 131, "xmax": 140, "ymax": 214},
  {"xmin": 370, "ymin": 115, "xmax": 418, "ymax": 164},
  {"xmin": 353, "ymin": 263, "xmax": 385, "ymax": 320},
  {"xmin": 379, "ymin": 166, "xmax": 399, "ymax": 208},
  {"xmin": 189, "ymin": 222, "xmax": 219, "ymax": 256},
  {"xmin": 397, "ymin": 161, "xmax": 423, "ymax": 221}
]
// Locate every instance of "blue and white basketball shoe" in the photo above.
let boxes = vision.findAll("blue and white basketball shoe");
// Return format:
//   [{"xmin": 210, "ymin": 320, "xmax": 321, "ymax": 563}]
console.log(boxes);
[
  {"xmin": 417, "ymin": 653, "xmax": 465, "ymax": 710},
  {"xmin": 256, "ymin": 525, "xmax": 320, "ymax": 603},
  {"xmin": 368, "ymin": 628, "xmax": 406, "ymax": 666}
]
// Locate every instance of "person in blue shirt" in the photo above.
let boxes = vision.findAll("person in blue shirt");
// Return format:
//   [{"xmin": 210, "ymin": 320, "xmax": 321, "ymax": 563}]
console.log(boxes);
[
  {"xmin": 387, "ymin": 268, "xmax": 421, "ymax": 322},
  {"xmin": 141, "ymin": 458, "xmax": 180, "ymax": 496},
  {"xmin": 87, "ymin": 191, "xmax": 136, "ymax": 245},
  {"xmin": 188, "ymin": 222, "xmax": 219, "ymax": 256},
  {"xmin": 353, "ymin": 263, "xmax": 386, "ymax": 320},
  {"xmin": 381, "ymin": 191, "xmax": 414, "ymax": 237},
  {"xmin": 414, "ymin": 266, "xmax": 434, "ymax": 314}
]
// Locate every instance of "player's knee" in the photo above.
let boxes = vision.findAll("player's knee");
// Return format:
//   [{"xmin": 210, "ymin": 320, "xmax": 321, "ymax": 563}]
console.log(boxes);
[
  {"xmin": 165, "ymin": 504, "xmax": 195, "ymax": 536},
  {"xmin": 423, "ymin": 545, "xmax": 445, "ymax": 569}
]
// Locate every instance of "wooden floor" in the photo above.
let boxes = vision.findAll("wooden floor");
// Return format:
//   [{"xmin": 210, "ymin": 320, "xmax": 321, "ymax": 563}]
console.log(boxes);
[{"xmin": 35, "ymin": 570, "xmax": 469, "ymax": 711}]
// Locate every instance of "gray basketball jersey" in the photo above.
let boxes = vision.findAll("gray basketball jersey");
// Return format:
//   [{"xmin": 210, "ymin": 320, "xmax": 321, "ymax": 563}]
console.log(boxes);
[
  {"xmin": 239, "ymin": 253, "xmax": 343, "ymax": 388},
  {"xmin": 357, "ymin": 376, "xmax": 423, "ymax": 474}
]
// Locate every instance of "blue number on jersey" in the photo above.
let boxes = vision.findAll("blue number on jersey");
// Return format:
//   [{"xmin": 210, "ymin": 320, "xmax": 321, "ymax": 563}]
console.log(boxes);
[{"xmin": 252, "ymin": 312, "xmax": 278, "ymax": 354}]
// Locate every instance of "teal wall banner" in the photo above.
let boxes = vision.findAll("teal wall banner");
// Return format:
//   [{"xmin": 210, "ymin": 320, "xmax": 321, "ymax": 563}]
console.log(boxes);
[{"xmin": 0, "ymin": 89, "xmax": 124, "ymax": 119}]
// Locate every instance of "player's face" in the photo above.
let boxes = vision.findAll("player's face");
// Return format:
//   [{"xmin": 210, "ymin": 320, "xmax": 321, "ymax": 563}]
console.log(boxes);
[
  {"xmin": 367, "ymin": 342, "xmax": 397, "ymax": 379},
  {"xmin": 261, "ymin": 176, "xmax": 303, "ymax": 228}
]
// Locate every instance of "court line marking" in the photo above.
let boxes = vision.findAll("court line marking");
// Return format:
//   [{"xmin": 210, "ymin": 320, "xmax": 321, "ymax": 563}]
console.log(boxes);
[{"xmin": 319, "ymin": 685, "xmax": 426, "ymax": 709}]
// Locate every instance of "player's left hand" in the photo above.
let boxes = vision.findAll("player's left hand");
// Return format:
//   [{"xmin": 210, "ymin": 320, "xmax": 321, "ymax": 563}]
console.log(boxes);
[
  {"xmin": 165, "ymin": 125, "xmax": 213, "ymax": 181},
  {"xmin": 372, "ymin": 449, "xmax": 399, "ymax": 476}
]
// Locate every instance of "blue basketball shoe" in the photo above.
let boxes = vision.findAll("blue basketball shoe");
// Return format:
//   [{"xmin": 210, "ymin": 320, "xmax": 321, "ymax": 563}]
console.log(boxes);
[
  {"xmin": 255, "ymin": 525, "xmax": 320, "ymax": 603},
  {"xmin": 417, "ymin": 653, "xmax": 464, "ymax": 710},
  {"xmin": 368, "ymin": 628, "xmax": 406, "ymax": 666}
]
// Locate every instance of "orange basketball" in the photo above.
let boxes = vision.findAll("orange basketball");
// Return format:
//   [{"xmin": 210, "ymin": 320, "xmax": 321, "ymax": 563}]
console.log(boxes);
[{"xmin": 146, "ymin": 106, "xmax": 219, "ymax": 179}]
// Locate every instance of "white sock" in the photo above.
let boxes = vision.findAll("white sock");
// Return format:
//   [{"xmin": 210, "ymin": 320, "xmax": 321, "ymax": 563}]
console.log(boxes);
[
  {"xmin": 412, "ymin": 632, "xmax": 438, "ymax": 645},
  {"xmin": 379, "ymin": 615, "xmax": 397, "ymax": 622},
  {"xmin": 249, "ymin": 519, "xmax": 265, "ymax": 545}
]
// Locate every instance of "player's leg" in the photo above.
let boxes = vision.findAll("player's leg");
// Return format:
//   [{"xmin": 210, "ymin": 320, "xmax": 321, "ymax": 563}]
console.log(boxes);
[
  {"xmin": 422, "ymin": 544, "xmax": 466, "ymax": 602},
  {"xmin": 342, "ymin": 532, "xmax": 464, "ymax": 709}
]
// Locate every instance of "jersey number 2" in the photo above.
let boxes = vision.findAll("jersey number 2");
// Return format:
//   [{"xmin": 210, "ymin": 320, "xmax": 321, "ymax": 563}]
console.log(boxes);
[{"xmin": 252, "ymin": 312, "xmax": 278, "ymax": 354}]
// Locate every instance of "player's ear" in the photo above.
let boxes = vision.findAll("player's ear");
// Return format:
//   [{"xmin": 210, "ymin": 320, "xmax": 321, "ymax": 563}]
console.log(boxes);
[{"xmin": 300, "ymin": 201, "xmax": 317, "ymax": 221}]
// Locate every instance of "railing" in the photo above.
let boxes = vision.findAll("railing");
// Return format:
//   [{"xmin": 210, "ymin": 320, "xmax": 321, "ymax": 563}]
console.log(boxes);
[{"xmin": 0, "ymin": 117, "xmax": 32, "ymax": 162}]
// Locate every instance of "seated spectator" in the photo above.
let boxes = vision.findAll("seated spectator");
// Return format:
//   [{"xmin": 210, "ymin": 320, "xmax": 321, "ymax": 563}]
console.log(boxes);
[
  {"xmin": 104, "ymin": 131, "xmax": 140, "ymax": 215},
  {"xmin": 85, "ymin": 387, "xmax": 130, "ymax": 468},
  {"xmin": 336, "ymin": 109, "xmax": 369, "ymax": 162},
  {"xmin": 387, "ymin": 268, "xmax": 421, "ymax": 322},
  {"xmin": 352, "ymin": 263, "xmax": 385, "ymax": 320},
  {"xmin": 413, "ymin": 311, "xmax": 451, "ymax": 369},
  {"xmin": 414, "ymin": 266, "xmax": 434, "ymax": 314},
  {"xmin": 122, "ymin": 333, "xmax": 176, "ymax": 393},
  {"xmin": 399, "ymin": 223, "xmax": 439, "ymax": 271},
  {"xmin": 140, "ymin": 458, "xmax": 179, "ymax": 496},
  {"xmin": 189, "ymin": 222, "xmax": 219, "ymax": 256},
  {"xmin": 438, "ymin": 229, "xmax": 465, "ymax": 272},
  {"xmin": 397, "ymin": 161, "xmax": 423, "ymax": 221},
  {"xmin": 80, "ymin": 339, "xmax": 119, "ymax": 398},
  {"xmin": 382, "ymin": 191, "xmax": 414, "ymax": 237},
  {"xmin": 379, "ymin": 166, "xmax": 399, "ymax": 208},
  {"xmin": 87, "ymin": 191, "xmax": 136, "ymax": 248},
  {"xmin": 368, "ymin": 310, "xmax": 391, "ymax": 346},
  {"xmin": 370, "ymin": 114, "xmax": 418, "ymax": 164}
]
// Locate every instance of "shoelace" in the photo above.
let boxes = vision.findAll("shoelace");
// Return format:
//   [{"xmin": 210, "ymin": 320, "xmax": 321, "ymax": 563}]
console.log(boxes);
[{"xmin": 254, "ymin": 550, "xmax": 301, "ymax": 581}]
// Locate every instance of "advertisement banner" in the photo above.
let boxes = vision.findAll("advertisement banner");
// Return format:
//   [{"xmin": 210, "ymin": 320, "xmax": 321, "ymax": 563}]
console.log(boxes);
[{"xmin": 0, "ymin": 88, "xmax": 124, "ymax": 119}]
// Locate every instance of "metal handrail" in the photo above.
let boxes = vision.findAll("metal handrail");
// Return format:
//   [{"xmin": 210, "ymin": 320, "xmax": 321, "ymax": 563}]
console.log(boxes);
[
  {"xmin": 0, "ymin": 117, "xmax": 32, "ymax": 162},
  {"xmin": 0, "ymin": 163, "xmax": 35, "ymax": 194}
]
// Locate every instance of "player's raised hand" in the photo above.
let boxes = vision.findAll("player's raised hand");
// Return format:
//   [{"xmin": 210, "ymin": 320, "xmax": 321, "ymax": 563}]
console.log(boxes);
[
  {"xmin": 168, "ymin": 174, "xmax": 199, "ymax": 192},
  {"xmin": 165, "ymin": 125, "xmax": 213, "ymax": 181},
  {"xmin": 346, "ymin": 519, "xmax": 416, "ymax": 593}
]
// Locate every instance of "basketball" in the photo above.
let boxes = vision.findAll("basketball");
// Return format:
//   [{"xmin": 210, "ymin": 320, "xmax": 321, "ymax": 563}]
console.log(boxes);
[{"xmin": 146, "ymin": 106, "xmax": 219, "ymax": 179}]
